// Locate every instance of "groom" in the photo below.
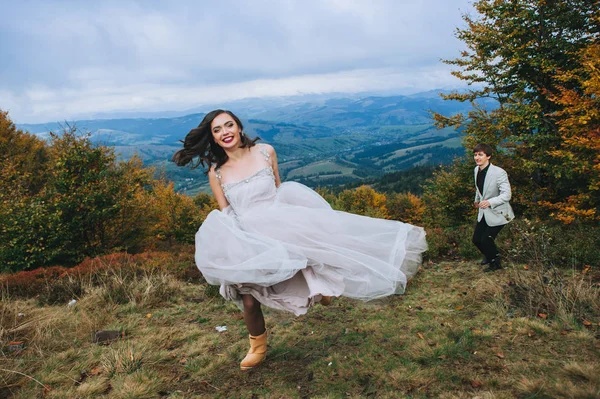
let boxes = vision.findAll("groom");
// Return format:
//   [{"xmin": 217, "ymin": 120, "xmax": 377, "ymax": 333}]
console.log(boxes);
[{"xmin": 472, "ymin": 144, "xmax": 514, "ymax": 272}]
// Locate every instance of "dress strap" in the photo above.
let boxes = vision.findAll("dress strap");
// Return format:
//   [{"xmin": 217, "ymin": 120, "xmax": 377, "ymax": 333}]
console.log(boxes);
[
  {"xmin": 214, "ymin": 167, "xmax": 222, "ymax": 182},
  {"xmin": 258, "ymin": 144, "xmax": 270, "ymax": 162}
]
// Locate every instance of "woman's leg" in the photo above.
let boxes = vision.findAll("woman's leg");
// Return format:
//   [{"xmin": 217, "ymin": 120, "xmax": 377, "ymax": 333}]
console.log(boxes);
[
  {"xmin": 240, "ymin": 294, "xmax": 267, "ymax": 370},
  {"xmin": 242, "ymin": 294, "xmax": 265, "ymax": 336}
]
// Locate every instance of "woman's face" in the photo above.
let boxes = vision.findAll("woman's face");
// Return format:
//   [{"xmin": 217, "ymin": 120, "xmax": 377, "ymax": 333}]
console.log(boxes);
[{"xmin": 211, "ymin": 112, "xmax": 241, "ymax": 150}]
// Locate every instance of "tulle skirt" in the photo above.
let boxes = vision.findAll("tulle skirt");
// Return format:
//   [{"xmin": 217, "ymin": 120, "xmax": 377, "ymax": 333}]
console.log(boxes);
[{"xmin": 195, "ymin": 182, "xmax": 427, "ymax": 315}]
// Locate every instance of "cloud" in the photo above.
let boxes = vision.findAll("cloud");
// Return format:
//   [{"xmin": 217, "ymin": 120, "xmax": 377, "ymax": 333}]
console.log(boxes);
[{"xmin": 0, "ymin": 0, "xmax": 473, "ymax": 122}]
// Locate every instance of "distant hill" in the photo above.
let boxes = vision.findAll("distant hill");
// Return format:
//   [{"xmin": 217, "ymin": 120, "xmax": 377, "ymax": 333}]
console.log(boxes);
[
  {"xmin": 17, "ymin": 91, "xmax": 487, "ymax": 195},
  {"xmin": 250, "ymin": 94, "xmax": 495, "ymax": 128},
  {"xmin": 17, "ymin": 113, "xmax": 207, "ymax": 146},
  {"xmin": 17, "ymin": 90, "xmax": 496, "ymax": 138}
]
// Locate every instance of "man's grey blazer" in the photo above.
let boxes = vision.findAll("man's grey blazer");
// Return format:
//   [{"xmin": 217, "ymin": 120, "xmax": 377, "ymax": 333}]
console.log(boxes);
[{"xmin": 474, "ymin": 164, "xmax": 515, "ymax": 226}]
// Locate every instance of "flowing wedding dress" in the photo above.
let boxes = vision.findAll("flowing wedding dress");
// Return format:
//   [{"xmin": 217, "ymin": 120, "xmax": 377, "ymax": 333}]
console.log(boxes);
[{"xmin": 195, "ymin": 145, "xmax": 427, "ymax": 315}]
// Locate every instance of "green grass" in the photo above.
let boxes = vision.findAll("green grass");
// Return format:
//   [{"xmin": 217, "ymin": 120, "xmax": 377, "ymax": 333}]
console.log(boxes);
[
  {"xmin": 1, "ymin": 254, "xmax": 599, "ymax": 398},
  {"xmin": 404, "ymin": 126, "xmax": 457, "ymax": 142},
  {"xmin": 286, "ymin": 160, "xmax": 356, "ymax": 179},
  {"xmin": 381, "ymin": 136, "xmax": 463, "ymax": 163}
]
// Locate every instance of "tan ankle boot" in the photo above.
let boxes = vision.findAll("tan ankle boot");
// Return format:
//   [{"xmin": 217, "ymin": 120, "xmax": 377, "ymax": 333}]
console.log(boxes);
[
  {"xmin": 240, "ymin": 330, "xmax": 267, "ymax": 370},
  {"xmin": 320, "ymin": 295, "xmax": 332, "ymax": 306}
]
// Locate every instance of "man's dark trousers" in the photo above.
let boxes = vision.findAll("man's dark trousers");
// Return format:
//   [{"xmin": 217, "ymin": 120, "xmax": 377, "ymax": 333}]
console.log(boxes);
[{"xmin": 472, "ymin": 216, "xmax": 504, "ymax": 262}]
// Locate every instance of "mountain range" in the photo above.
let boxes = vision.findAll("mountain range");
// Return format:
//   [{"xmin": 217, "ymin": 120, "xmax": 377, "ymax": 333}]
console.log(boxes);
[{"xmin": 17, "ymin": 90, "xmax": 495, "ymax": 194}]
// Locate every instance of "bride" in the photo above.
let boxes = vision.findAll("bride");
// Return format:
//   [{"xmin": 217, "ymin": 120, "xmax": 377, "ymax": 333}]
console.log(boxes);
[{"xmin": 172, "ymin": 110, "xmax": 427, "ymax": 370}]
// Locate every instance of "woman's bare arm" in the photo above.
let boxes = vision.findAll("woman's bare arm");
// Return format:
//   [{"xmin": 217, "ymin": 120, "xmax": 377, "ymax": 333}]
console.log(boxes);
[
  {"xmin": 265, "ymin": 144, "xmax": 281, "ymax": 187},
  {"xmin": 208, "ymin": 167, "xmax": 230, "ymax": 210}
]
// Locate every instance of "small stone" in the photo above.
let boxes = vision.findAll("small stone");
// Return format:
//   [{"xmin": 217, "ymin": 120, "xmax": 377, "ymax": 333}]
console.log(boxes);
[
  {"xmin": 94, "ymin": 330, "xmax": 123, "ymax": 344},
  {"xmin": 8, "ymin": 341, "xmax": 25, "ymax": 352}
]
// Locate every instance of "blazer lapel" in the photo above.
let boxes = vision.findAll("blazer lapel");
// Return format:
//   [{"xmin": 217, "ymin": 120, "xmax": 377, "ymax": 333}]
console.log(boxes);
[
  {"xmin": 474, "ymin": 167, "xmax": 482, "ymax": 197},
  {"xmin": 482, "ymin": 164, "xmax": 494, "ymax": 197}
]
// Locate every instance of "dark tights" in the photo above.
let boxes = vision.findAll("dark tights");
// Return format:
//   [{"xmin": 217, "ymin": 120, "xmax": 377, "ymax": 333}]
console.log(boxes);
[{"xmin": 242, "ymin": 295, "xmax": 266, "ymax": 336}]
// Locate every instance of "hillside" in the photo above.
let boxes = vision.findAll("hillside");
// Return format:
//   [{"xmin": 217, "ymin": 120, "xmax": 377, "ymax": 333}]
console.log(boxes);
[
  {"xmin": 16, "ymin": 92, "xmax": 487, "ymax": 195},
  {"xmin": 1, "ymin": 252, "xmax": 598, "ymax": 398}
]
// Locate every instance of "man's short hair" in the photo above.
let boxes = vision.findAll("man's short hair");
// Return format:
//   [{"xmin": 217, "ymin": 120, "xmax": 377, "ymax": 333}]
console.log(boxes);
[{"xmin": 473, "ymin": 143, "xmax": 493, "ymax": 157}]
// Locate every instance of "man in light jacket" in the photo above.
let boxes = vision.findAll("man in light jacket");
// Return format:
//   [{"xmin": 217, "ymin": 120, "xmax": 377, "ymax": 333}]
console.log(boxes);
[{"xmin": 472, "ymin": 144, "xmax": 514, "ymax": 272}]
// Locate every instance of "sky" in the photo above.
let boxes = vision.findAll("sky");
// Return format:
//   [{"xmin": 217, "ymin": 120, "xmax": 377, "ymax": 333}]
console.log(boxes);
[{"xmin": 1, "ymin": 0, "xmax": 475, "ymax": 123}]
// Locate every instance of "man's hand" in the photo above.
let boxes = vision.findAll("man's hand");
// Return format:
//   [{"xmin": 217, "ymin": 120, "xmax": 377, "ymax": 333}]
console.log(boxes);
[{"xmin": 478, "ymin": 200, "xmax": 491, "ymax": 209}]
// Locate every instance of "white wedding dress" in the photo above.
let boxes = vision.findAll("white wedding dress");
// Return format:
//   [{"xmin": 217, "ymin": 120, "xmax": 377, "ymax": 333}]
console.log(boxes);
[{"xmin": 195, "ymin": 145, "xmax": 427, "ymax": 315}]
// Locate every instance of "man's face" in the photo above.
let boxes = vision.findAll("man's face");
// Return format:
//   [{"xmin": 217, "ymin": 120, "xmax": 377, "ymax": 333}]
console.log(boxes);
[{"xmin": 474, "ymin": 151, "xmax": 491, "ymax": 167}]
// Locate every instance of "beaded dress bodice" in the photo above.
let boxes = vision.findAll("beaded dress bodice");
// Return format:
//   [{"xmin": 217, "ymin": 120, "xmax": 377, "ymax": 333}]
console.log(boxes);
[{"xmin": 214, "ymin": 145, "xmax": 276, "ymax": 216}]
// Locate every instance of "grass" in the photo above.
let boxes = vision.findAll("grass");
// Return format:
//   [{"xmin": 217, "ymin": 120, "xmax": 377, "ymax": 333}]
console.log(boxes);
[
  {"xmin": 286, "ymin": 160, "xmax": 356, "ymax": 179},
  {"xmin": 1, "ymin": 253, "xmax": 599, "ymax": 398},
  {"xmin": 381, "ymin": 137, "xmax": 463, "ymax": 164}
]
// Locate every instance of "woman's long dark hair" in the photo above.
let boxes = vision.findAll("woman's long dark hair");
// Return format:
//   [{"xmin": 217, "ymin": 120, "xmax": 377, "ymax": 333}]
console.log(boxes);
[{"xmin": 171, "ymin": 110, "xmax": 259, "ymax": 173}]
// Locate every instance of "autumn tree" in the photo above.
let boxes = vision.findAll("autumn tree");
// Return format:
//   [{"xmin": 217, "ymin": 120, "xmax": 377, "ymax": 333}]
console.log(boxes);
[
  {"xmin": 421, "ymin": 157, "xmax": 476, "ymax": 228},
  {"xmin": 0, "ymin": 110, "xmax": 49, "ymax": 195},
  {"xmin": 0, "ymin": 110, "xmax": 221, "ymax": 271},
  {"xmin": 540, "ymin": 41, "xmax": 600, "ymax": 223},
  {"xmin": 41, "ymin": 129, "xmax": 127, "ymax": 264},
  {"xmin": 146, "ymin": 180, "xmax": 203, "ymax": 246},
  {"xmin": 0, "ymin": 113, "xmax": 178, "ymax": 271},
  {"xmin": 432, "ymin": 0, "xmax": 600, "ymax": 222},
  {"xmin": 102, "ymin": 155, "xmax": 156, "ymax": 251},
  {"xmin": 335, "ymin": 185, "xmax": 388, "ymax": 218},
  {"xmin": 0, "ymin": 111, "xmax": 52, "ymax": 270},
  {"xmin": 386, "ymin": 192, "xmax": 426, "ymax": 225}
]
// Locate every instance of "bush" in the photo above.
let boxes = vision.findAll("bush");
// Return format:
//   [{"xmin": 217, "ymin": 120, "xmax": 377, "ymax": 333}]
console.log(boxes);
[
  {"xmin": 386, "ymin": 192, "xmax": 425, "ymax": 225},
  {"xmin": 423, "ymin": 227, "xmax": 453, "ymax": 260},
  {"xmin": 501, "ymin": 218, "xmax": 600, "ymax": 324},
  {"xmin": 0, "ymin": 111, "xmax": 211, "ymax": 272},
  {"xmin": 422, "ymin": 158, "xmax": 475, "ymax": 228},
  {"xmin": 0, "ymin": 266, "xmax": 69, "ymax": 298},
  {"xmin": 37, "ymin": 276, "xmax": 85, "ymax": 306},
  {"xmin": 424, "ymin": 225, "xmax": 481, "ymax": 261},
  {"xmin": 507, "ymin": 265, "xmax": 600, "ymax": 324},
  {"xmin": 503, "ymin": 219, "xmax": 600, "ymax": 268},
  {"xmin": 0, "ymin": 250, "xmax": 197, "ymax": 301},
  {"xmin": 334, "ymin": 186, "xmax": 388, "ymax": 218}
]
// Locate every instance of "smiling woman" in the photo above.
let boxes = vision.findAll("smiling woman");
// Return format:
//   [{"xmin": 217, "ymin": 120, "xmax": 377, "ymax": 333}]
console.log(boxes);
[
  {"xmin": 172, "ymin": 109, "xmax": 427, "ymax": 371},
  {"xmin": 172, "ymin": 110, "xmax": 260, "ymax": 173}
]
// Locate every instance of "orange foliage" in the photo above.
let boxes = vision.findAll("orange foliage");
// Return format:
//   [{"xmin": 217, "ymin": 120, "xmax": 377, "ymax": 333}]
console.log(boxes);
[
  {"xmin": 544, "ymin": 41, "xmax": 600, "ymax": 223},
  {"xmin": 386, "ymin": 192, "xmax": 426, "ymax": 225},
  {"xmin": 0, "ymin": 110, "xmax": 49, "ymax": 194},
  {"xmin": 336, "ymin": 185, "xmax": 388, "ymax": 218},
  {"xmin": 0, "ymin": 265, "xmax": 68, "ymax": 298},
  {"xmin": 538, "ymin": 196, "xmax": 597, "ymax": 225},
  {"xmin": 0, "ymin": 250, "xmax": 199, "ymax": 299},
  {"xmin": 145, "ymin": 180, "xmax": 204, "ymax": 245}
]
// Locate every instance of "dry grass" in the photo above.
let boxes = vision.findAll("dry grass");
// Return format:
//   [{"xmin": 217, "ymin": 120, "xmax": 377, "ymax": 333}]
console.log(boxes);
[
  {"xmin": 1, "ymin": 253, "xmax": 599, "ymax": 398},
  {"xmin": 509, "ymin": 263, "xmax": 600, "ymax": 326},
  {"xmin": 517, "ymin": 361, "xmax": 600, "ymax": 398}
]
